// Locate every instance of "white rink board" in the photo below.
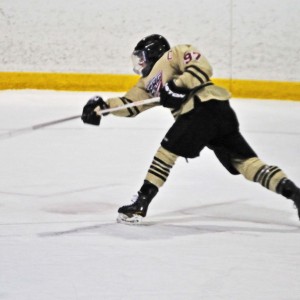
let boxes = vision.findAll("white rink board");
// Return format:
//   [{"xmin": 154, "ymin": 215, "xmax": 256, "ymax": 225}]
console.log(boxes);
[{"xmin": 0, "ymin": 0, "xmax": 299, "ymax": 81}]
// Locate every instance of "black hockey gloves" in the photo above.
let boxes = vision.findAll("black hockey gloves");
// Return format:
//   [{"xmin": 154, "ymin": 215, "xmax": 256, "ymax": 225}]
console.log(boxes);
[
  {"xmin": 81, "ymin": 96, "xmax": 109, "ymax": 126},
  {"xmin": 160, "ymin": 81, "xmax": 190, "ymax": 110}
]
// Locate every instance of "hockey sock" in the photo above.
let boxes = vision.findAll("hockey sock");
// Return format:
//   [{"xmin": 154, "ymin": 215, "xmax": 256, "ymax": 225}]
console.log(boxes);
[
  {"xmin": 233, "ymin": 157, "xmax": 286, "ymax": 192},
  {"xmin": 145, "ymin": 146, "xmax": 178, "ymax": 187}
]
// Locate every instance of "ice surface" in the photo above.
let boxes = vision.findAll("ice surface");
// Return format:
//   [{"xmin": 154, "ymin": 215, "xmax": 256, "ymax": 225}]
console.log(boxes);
[{"xmin": 0, "ymin": 90, "xmax": 299, "ymax": 300}]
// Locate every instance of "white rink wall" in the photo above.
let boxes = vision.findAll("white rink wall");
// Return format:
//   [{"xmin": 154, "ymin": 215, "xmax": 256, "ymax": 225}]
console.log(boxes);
[{"xmin": 0, "ymin": 0, "xmax": 299, "ymax": 81}]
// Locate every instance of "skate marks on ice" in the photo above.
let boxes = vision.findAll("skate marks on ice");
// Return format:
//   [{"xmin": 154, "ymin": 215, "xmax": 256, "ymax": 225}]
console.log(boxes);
[
  {"xmin": 39, "ymin": 199, "xmax": 299, "ymax": 239},
  {"xmin": 154, "ymin": 198, "xmax": 299, "ymax": 227},
  {"xmin": 38, "ymin": 217, "xmax": 299, "ymax": 241},
  {"xmin": 0, "ymin": 183, "xmax": 122, "ymax": 199},
  {"xmin": 38, "ymin": 223, "xmax": 116, "ymax": 237},
  {"xmin": 44, "ymin": 200, "xmax": 115, "ymax": 215}
]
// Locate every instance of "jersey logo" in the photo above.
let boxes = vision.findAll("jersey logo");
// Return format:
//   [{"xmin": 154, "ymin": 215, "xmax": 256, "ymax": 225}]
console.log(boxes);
[{"xmin": 146, "ymin": 71, "xmax": 163, "ymax": 97}]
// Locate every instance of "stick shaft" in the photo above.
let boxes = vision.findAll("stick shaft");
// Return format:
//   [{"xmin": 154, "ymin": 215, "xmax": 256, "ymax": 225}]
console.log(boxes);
[
  {"xmin": 0, "ymin": 115, "xmax": 81, "ymax": 139},
  {"xmin": 96, "ymin": 97, "xmax": 160, "ymax": 115},
  {"xmin": 0, "ymin": 97, "xmax": 160, "ymax": 140}
]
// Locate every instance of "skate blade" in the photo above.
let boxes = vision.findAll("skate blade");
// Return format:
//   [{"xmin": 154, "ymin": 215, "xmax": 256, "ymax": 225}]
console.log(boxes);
[{"xmin": 116, "ymin": 213, "xmax": 143, "ymax": 225}]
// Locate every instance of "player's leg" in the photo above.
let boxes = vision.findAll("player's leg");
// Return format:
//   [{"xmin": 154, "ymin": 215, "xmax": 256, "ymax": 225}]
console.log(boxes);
[
  {"xmin": 210, "ymin": 107, "xmax": 300, "ymax": 219},
  {"xmin": 117, "ymin": 146, "xmax": 177, "ymax": 224},
  {"xmin": 117, "ymin": 105, "xmax": 212, "ymax": 224},
  {"xmin": 233, "ymin": 157, "xmax": 300, "ymax": 218}
]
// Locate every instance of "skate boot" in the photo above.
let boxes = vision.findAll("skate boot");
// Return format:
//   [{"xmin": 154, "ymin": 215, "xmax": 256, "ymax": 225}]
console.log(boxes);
[
  {"xmin": 276, "ymin": 178, "xmax": 300, "ymax": 219},
  {"xmin": 117, "ymin": 181, "xmax": 158, "ymax": 224}
]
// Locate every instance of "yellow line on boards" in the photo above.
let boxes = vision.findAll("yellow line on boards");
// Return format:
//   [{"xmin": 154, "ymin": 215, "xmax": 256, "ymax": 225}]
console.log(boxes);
[
  {"xmin": 214, "ymin": 78, "xmax": 300, "ymax": 101},
  {"xmin": 0, "ymin": 72, "xmax": 138, "ymax": 92},
  {"xmin": 0, "ymin": 72, "xmax": 299, "ymax": 101}
]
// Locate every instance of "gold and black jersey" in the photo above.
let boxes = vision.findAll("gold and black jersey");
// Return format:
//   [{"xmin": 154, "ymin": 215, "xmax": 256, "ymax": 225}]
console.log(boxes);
[
  {"xmin": 106, "ymin": 44, "xmax": 290, "ymax": 195},
  {"xmin": 106, "ymin": 44, "xmax": 231, "ymax": 119}
]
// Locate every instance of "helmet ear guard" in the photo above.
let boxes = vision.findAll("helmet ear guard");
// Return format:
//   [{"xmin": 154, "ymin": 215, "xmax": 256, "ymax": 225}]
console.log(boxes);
[{"xmin": 132, "ymin": 34, "xmax": 170, "ymax": 77}]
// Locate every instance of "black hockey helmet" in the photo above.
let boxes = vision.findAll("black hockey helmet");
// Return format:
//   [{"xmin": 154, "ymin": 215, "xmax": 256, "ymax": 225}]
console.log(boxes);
[{"xmin": 131, "ymin": 34, "xmax": 170, "ymax": 77}]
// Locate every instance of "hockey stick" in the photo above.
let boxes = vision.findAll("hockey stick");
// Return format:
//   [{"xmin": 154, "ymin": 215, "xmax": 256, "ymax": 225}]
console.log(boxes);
[
  {"xmin": 96, "ymin": 97, "xmax": 160, "ymax": 115},
  {"xmin": 0, "ymin": 97, "xmax": 160, "ymax": 140}
]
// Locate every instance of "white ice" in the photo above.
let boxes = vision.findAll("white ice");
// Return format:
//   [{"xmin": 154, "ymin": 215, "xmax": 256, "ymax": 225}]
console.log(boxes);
[{"xmin": 0, "ymin": 90, "xmax": 299, "ymax": 300}]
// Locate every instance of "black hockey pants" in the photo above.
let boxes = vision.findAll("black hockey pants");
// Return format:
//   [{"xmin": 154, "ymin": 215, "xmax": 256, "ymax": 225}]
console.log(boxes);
[{"xmin": 161, "ymin": 99, "xmax": 257, "ymax": 174}]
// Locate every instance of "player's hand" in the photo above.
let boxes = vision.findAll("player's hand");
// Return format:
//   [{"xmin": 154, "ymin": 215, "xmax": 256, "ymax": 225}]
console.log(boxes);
[
  {"xmin": 81, "ymin": 96, "xmax": 109, "ymax": 126},
  {"xmin": 160, "ymin": 81, "xmax": 189, "ymax": 109}
]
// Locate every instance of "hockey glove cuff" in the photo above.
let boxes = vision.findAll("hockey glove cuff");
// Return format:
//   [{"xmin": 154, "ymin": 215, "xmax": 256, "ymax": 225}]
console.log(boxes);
[
  {"xmin": 160, "ymin": 81, "xmax": 190, "ymax": 109},
  {"xmin": 81, "ymin": 96, "xmax": 110, "ymax": 126}
]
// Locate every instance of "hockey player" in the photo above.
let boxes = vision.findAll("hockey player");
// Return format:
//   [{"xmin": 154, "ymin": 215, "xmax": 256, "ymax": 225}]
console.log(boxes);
[{"xmin": 81, "ymin": 34, "xmax": 300, "ymax": 224}]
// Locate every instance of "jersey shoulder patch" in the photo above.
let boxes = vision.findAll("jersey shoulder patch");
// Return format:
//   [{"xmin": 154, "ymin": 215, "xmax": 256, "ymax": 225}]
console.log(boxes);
[{"xmin": 146, "ymin": 71, "xmax": 163, "ymax": 97}]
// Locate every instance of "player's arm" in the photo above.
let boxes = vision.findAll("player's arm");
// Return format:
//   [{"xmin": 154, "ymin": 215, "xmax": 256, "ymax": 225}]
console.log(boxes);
[
  {"xmin": 160, "ymin": 45, "xmax": 213, "ymax": 109},
  {"xmin": 106, "ymin": 79, "xmax": 157, "ymax": 117},
  {"xmin": 81, "ymin": 79, "xmax": 158, "ymax": 125}
]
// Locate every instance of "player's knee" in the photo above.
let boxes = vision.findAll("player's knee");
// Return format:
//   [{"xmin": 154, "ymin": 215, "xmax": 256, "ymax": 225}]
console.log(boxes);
[
  {"xmin": 157, "ymin": 146, "xmax": 178, "ymax": 165},
  {"xmin": 233, "ymin": 157, "xmax": 265, "ymax": 181}
]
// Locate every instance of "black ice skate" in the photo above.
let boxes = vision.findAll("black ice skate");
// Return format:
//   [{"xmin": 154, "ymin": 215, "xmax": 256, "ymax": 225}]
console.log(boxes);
[
  {"xmin": 117, "ymin": 181, "xmax": 158, "ymax": 224},
  {"xmin": 277, "ymin": 178, "xmax": 300, "ymax": 219}
]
